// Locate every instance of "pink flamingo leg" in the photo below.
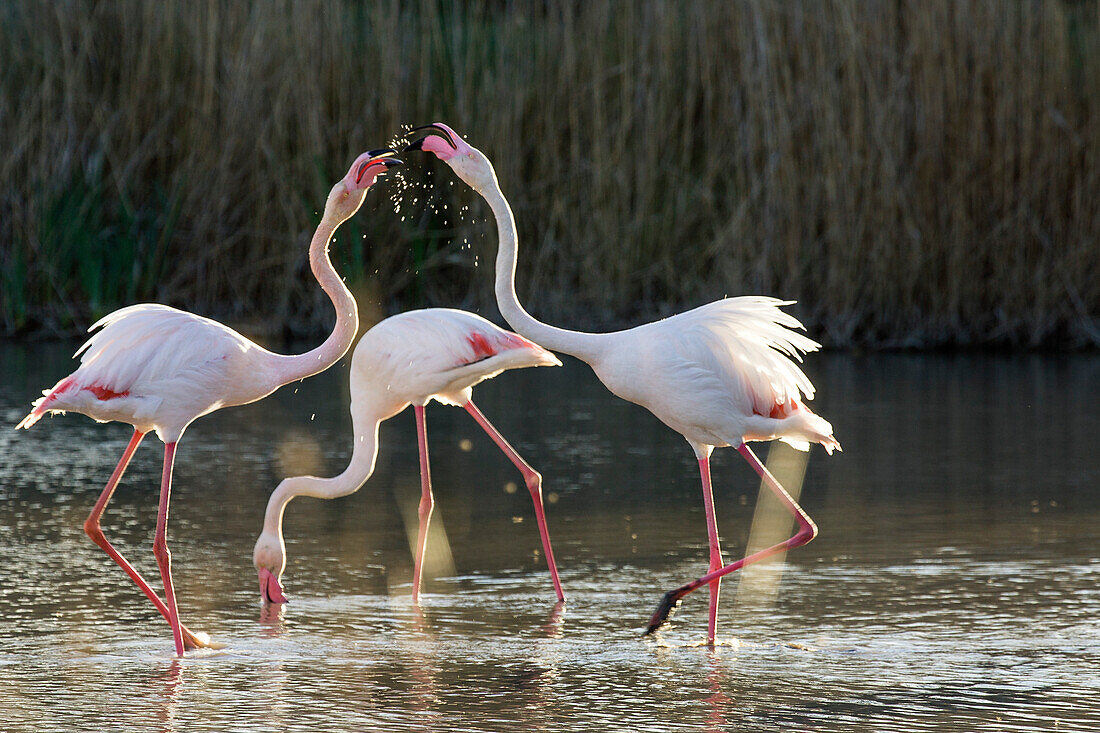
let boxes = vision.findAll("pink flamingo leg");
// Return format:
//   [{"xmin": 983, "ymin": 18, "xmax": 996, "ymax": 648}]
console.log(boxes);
[
  {"xmin": 411, "ymin": 405, "xmax": 434, "ymax": 605},
  {"xmin": 463, "ymin": 401, "xmax": 565, "ymax": 602},
  {"xmin": 698, "ymin": 456, "xmax": 724, "ymax": 644},
  {"xmin": 84, "ymin": 431, "xmax": 157, "ymax": 602},
  {"xmin": 152, "ymin": 442, "xmax": 185, "ymax": 656},
  {"xmin": 83, "ymin": 430, "xmax": 206, "ymax": 650},
  {"xmin": 646, "ymin": 444, "xmax": 818, "ymax": 635}
]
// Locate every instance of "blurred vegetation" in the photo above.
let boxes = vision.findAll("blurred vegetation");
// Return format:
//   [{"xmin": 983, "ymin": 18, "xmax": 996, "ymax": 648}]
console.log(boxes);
[{"xmin": 1, "ymin": 0, "xmax": 1098, "ymax": 347}]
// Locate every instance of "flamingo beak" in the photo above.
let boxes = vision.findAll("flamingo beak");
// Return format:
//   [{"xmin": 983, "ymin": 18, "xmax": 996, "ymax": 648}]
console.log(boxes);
[
  {"xmin": 355, "ymin": 150, "xmax": 403, "ymax": 185},
  {"xmin": 403, "ymin": 123, "xmax": 459, "ymax": 153},
  {"xmin": 259, "ymin": 567, "xmax": 289, "ymax": 605}
]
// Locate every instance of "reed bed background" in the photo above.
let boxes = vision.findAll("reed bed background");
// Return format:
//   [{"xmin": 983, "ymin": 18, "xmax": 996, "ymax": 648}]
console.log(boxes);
[{"xmin": 2, "ymin": 0, "xmax": 1098, "ymax": 347}]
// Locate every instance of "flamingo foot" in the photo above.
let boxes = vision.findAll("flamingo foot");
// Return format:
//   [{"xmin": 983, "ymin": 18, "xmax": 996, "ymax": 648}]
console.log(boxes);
[
  {"xmin": 645, "ymin": 584, "xmax": 690, "ymax": 635},
  {"xmin": 181, "ymin": 625, "xmax": 226, "ymax": 651}
]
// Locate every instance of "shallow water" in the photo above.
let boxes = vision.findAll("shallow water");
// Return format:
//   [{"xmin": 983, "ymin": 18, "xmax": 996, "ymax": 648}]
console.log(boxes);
[{"xmin": 1, "ymin": 343, "xmax": 1098, "ymax": 732}]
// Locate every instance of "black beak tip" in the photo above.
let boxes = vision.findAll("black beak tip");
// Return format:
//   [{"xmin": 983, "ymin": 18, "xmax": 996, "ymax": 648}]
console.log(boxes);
[
  {"xmin": 356, "ymin": 155, "xmax": 403, "ymax": 183},
  {"xmin": 404, "ymin": 123, "xmax": 457, "ymax": 151},
  {"xmin": 403, "ymin": 138, "xmax": 426, "ymax": 153}
]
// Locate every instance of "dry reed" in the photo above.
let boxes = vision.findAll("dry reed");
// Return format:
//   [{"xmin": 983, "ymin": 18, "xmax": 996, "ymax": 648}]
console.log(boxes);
[{"xmin": 1, "ymin": 0, "xmax": 1098, "ymax": 347}]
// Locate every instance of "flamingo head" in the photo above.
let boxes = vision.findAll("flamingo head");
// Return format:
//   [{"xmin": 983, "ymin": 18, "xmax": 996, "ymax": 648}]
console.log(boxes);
[
  {"xmin": 253, "ymin": 530, "xmax": 289, "ymax": 605},
  {"xmin": 324, "ymin": 148, "xmax": 404, "ymax": 222},
  {"xmin": 403, "ymin": 123, "xmax": 496, "ymax": 192}
]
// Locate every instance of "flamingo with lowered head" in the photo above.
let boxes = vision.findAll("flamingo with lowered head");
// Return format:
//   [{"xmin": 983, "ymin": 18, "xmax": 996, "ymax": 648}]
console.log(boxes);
[
  {"xmin": 404, "ymin": 123, "xmax": 840, "ymax": 644},
  {"xmin": 15, "ymin": 150, "xmax": 403, "ymax": 656},
  {"xmin": 253, "ymin": 307, "xmax": 565, "ymax": 607}
]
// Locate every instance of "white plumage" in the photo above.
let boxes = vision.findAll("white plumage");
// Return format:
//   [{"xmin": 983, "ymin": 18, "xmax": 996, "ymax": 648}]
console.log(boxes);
[
  {"xmin": 587, "ymin": 296, "xmax": 836, "ymax": 454},
  {"xmin": 19, "ymin": 304, "xmax": 280, "ymax": 440},
  {"xmin": 355, "ymin": 307, "xmax": 561, "ymax": 411}
]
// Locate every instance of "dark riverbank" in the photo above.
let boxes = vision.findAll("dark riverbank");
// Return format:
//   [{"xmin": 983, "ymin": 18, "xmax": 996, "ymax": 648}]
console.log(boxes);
[{"xmin": 3, "ymin": 1, "xmax": 1098, "ymax": 347}]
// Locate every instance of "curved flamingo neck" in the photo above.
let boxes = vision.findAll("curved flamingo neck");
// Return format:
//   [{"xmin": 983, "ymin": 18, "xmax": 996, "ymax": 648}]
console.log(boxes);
[
  {"xmin": 480, "ymin": 179, "xmax": 604, "ymax": 363},
  {"xmin": 272, "ymin": 215, "xmax": 360, "ymax": 384},
  {"xmin": 261, "ymin": 413, "xmax": 381, "ymax": 541}
]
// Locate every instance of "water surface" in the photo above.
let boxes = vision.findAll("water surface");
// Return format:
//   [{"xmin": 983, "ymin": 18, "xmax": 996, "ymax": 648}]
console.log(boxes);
[{"xmin": 1, "ymin": 343, "xmax": 1098, "ymax": 731}]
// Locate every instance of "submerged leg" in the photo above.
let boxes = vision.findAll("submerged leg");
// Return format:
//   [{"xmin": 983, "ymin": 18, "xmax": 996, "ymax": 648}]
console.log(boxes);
[
  {"xmin": 698, "ymin": 456, "xmax": 724, "ymax": 645},
  {"xmin": 411, "ymin": 405, "xmax": 433, "ymax": 604},
  {"xmin": 646, "ymin": 444, "xmax": 818, "ymax": 635},
  {"xmin": 152, "ymin": 442, "xmax": 185, "ymax": 656},
  {"xmin": 83, "ymin": 430, "xmax": 208, "ymax": 650},
  {"xmin": 463, "ymin": 400, "xmax": 565, "ymax": 602}
]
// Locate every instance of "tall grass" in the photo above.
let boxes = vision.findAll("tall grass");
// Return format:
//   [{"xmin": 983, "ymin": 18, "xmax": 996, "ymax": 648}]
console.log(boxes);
[{"xmin": 1, "ymin": 1, "xmax": 1098, "ymax": 347}]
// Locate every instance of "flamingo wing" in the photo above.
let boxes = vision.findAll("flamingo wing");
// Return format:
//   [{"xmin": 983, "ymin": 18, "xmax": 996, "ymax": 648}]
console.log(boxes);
[
  {"xmin": 354, "ymin": 309, "xmax": 560, "ymax": 409},
  {"xmin": 19, "ymin": 304, "xmax": 256, "ymax": 429},
  {"xmin": 594, "ymin": 297, "xmax": 823, "ymax": 448},
  {"xmin": 672, "ymin": 297, "xmax": 820, "ymax": 415},
  {"xmin": 76, "ymin": 304, "xmax": 251, "ymax": 389},
  {"xmin": 373, "ymin": 309, "xmax": 558, "ymax": 371}
]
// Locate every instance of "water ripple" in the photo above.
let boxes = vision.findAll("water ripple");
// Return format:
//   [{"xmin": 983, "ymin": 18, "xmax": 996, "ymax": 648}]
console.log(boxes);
[{"xmin": 3, "ymin": 348, "xmax": 1100, "ymax": 731}]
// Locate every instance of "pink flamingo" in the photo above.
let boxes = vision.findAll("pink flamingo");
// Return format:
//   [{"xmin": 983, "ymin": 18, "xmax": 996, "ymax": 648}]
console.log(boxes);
[
  {"xmin": 252, "ymin": 308, "xmax": 565, "ymax": 606},
  {"xmin": 15, "ymin": 150, "xmax": 403, "ymax": 656},
  {"xmin": 405, "ymin": 124, "xmax": 840, "ymax": 644}
]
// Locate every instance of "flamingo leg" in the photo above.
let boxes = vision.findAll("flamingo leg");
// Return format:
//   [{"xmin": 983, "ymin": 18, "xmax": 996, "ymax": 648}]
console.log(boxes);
[
  {"xmin": 152, "ymin": 442, "xmax": 185, "ymax": 656},
  {"xmin": 83, "ymin": 430, "xmax": 208, "ymax": 651},
  {"xmin": 698, "ymin": 456, "xmax": 724, "ymax": 645},
  {"xmin": 411, "ymin": 405, "xmax": 434, "ymax": 605},
  {"xmin": 463, "ymin": 400, "xmax": 565, "ymax": 602},
  {"xmin": 646, "ymin": 444, "xmax": 818, "ymax": 635}
]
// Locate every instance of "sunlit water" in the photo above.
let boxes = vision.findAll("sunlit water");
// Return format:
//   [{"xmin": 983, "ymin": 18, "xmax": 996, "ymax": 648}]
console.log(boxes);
[{"xmin": 1, "ymin": 342, "xmax": 1098, "ymax": 732}]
